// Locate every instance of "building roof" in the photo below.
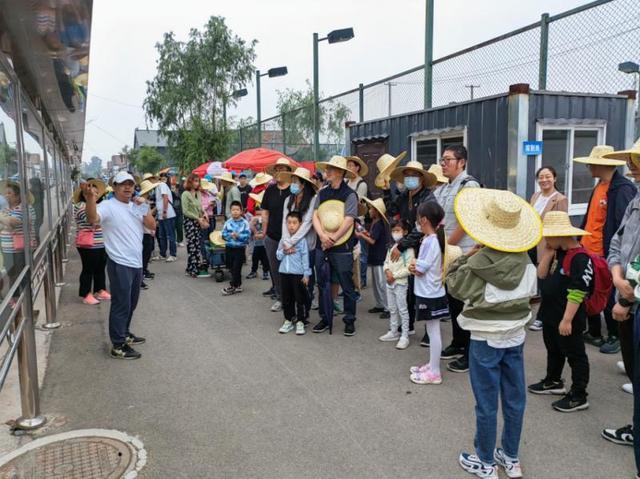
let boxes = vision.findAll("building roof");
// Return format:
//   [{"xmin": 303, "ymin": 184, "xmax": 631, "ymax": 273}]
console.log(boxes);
[{"xmin": 134, "ymin": 129, "xmax": 169, "ymax": 149}]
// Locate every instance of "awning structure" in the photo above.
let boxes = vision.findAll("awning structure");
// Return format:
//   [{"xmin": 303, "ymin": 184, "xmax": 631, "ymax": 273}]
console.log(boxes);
[{"xmin": 350, "ymin": 134, "xmax": 389, "ymax": 144}]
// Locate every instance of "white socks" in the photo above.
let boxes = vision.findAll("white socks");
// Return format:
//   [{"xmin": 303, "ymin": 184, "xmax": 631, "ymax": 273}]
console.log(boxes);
[{"xmin": 426, "ymin": 320, "xmax": 442, "ymax": 375}]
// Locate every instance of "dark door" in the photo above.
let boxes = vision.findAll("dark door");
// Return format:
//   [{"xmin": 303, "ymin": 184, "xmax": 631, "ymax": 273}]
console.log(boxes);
[{"xmin": 355, "ymin": 141, "xmax": 388, "ymax": 199}]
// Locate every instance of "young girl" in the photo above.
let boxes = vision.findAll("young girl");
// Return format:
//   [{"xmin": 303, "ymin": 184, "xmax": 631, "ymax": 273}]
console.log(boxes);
[
  {"xmin": 379, "ymin": 219, "xmax": 415, "ymax": 349},
  {"xmin": 409, "ymin": 201, "xmax": 449, "ymax": 385}
]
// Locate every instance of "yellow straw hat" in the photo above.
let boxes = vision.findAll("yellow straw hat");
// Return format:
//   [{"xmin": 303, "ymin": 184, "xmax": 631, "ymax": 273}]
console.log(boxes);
[
  {"xmin": 542, "ymin": 211, "xmax": 590, "ymax": 237},
  {"xmin": 602, "ymin": 139, "xmax": 640, "ymax": 167},
  {"xmin": 265, "ymin": 158, "xmax": 295, "ymax": 176},
  {"xmin": 276, "ymin": 167, "xmax": 318, "ymax": 190},
  {"xmin": 210, "ymin": 231, "xmax": 226, "ymax": 247},
  {"xmin": 345, "ymin": 156, "xmax": 369, "ymax": 177},
  {"xmin": 249, "ymin": 172, "xmax": 273, "ymax": 187},
  {"xmin": 158, "ymin": 167, "xmax": 171, "ymax": 175},
  {"xmin": 249, "ymin": 190, "xmax": 265, "ymax": 205},
  {"xmin": 454, "ymin": 188, "xmax": 542, "ymax": 253},
  {"xmin": 428, "ymin": 164, "xmax": 448, "ymax": 184},
  {"xmin": 361, "ymin": 197, "xmax": 388, "ymax": 223},
  {"xmin": 374, "ymin": 152, "xmax": 407, "ymax": 189},
  {"xmin": 200, "ymin": 179, "xmax": 217, "ymax": 192},
  {"xmin": 142, "ymin": 172, "xmax": 159, "ymax": 182},
  {"xmin": 390, "ymin": 161, "xmax": 437, "ymax": 187},
  {"xmin": 316, "ymin": 156, "xmax": 356, "ymax": 179},
  {"xmin": 573, "ymin": 145, "xmax": 625, "ymax": 166},
  {"xmin": 443, "ymin": 242, "xmax": 463, "ymax": 276},
  {"xmin": 139, "ymin": 179, "xmax": 159, "ymax": 197},
  {"xmin": 72, "ymin": 179, "xmax": 106, "ymax": 204},
  {"xmin": 214, "ymin": 171, "xmax": 237, "ymax": 185},
  {"xmin": 317, "ymin": 199, "xmax": 354, "ymax": 246}
]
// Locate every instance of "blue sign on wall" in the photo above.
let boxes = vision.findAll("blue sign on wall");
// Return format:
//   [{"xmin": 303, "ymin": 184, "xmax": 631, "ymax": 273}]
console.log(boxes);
[{"xmin": 523, "ymin": 141, "xmax": 543, "ymax": 156}]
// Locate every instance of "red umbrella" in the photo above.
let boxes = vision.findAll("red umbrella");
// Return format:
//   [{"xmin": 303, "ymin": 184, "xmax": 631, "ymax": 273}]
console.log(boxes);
[{"xmin": 223, "ymin": 148, "xmax": 302, "ymax": 173}]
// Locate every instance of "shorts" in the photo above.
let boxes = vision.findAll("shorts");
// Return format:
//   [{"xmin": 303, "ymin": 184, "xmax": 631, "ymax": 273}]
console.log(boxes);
[{"xmin": 415, "ymin": 295, "xmax": 450, "ymax": 322}]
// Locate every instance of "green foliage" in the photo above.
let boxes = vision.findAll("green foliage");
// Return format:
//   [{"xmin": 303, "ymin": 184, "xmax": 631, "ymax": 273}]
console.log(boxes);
[
  {"xmin": 144, "ymin": 16, "xmax": 257, "ymax": 172},
  {"xmin": 129, "ymin": 146, "xmax": 165, "ymax": 174}
]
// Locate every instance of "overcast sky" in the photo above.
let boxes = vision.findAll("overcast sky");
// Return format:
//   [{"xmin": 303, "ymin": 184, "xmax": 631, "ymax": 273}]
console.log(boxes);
[{"xmin": 82, "ymin": 0, "xmax": 590, "ymax": 163}]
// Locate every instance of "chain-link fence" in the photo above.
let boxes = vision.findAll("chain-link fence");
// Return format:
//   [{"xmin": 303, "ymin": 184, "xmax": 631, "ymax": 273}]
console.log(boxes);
[{"xmin": 231, "ymin": 0, "xmax": 640, "ymax": 160}]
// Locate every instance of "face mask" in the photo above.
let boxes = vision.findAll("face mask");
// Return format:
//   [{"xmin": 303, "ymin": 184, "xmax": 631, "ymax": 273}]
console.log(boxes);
[
  {"xmin": 391, "ymin": 232, "xmax": 403, "ymax": 242},
  {"xmin": 404, "ymin": 177, "xmax": 420, "ymax": 191},
  {"xmin": 290, "ymin": 183, "xmax": 301, "ymax": 195},
  {"xmin": 415, "ymin": 220, "xmax": 422, "ymax": 231}
]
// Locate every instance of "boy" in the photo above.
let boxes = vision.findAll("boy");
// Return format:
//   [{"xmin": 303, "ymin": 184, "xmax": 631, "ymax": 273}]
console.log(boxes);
[
  {"xmin": 277, "ymin": 212, "xmax": 311, "ymax": 335},
  {"xmin": 221, "ymin": 201, "xmax": 250, "ymax": 295},
  {"xmin": 528, "ymin": 211, "xmax": 593, "ymax": 413},
  {"xmin": 247, "ymin": 207, "xmax": 270, "ymax": 280}
]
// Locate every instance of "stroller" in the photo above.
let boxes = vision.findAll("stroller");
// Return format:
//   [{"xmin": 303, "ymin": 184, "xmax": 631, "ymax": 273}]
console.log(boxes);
[{"xmin": 205, "ymin": 215, "xmax": 227, "ymax": 282}]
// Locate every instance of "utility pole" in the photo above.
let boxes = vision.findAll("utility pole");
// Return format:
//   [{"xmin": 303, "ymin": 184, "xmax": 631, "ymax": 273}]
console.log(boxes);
[
  {"xmin": 465, "ymin": 84, "xmax": 480, "ymax": 100},
  {"xmin": 424, "ymin": 0, "xmax": 434, "ymax": 109},
  {"xmin": 384, "ymin": 82, "xmax": 397, "ymax": 117}
]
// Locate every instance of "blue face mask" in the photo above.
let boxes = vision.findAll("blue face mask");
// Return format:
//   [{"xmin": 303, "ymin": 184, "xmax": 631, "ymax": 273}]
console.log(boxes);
[
  {"xmin": 404, "ymin": 176, "xmax": 420, "ymax": 191},
  {"xmin": 290, "ymin": 183, "xmax": 301, "ymax": 195}
]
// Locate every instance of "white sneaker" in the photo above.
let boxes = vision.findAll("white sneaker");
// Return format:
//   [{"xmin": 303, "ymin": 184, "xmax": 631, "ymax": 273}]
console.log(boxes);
[
  {"xmin": 279, "ymin": 320, "xmax": 294, "ymax": 334},
  {"xmin": 528, "ymin": 319, "xmax": 543, "ymax": 331},
  {"xmin": 271, "ymin": 301, "xmax": 282, "ymax": 312},
  {"xmin": 622, "ymin": 383, "xmax": 633, "ymax": 394},
  {"xmin": 151, "ymin": 254, "xmax": 161, "ymax": 261},
  {"xmin": 177, "ymin": 242, "xmax": 185, "ymax": 247},
  {"xmin": 396, "ymin": 336, "xmax": 410, "ymax": 350},
  {"xmin": 494, "ymin": 448, "xmax": 523, "ymax": 478},
  {"xmin": 166, "ymin": 256, "xmax": 177, "ymax": 262},
  {"xmin": 617, "ymin": 360, "xmax": 627, "ymax": 374},
  {"xmin": 311, "ymin": 298, "xmax": 319, "ymax": 310},
  {"xmin": 379, "ymin": 331, "xmax": 400, "ymax": 342},
  {"xmin": 296, "ymin": 322, "xmax": 305, "ymax": 335}
]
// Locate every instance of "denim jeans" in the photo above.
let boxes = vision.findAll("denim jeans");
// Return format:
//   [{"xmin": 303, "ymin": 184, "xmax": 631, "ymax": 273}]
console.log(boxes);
[
  {"xmin": 158, "ymin": 217, "xmax": 177, "ymax": 257},
  {"xmin": 469, "ymin": 339, "xmax": 526, "ymax": 464},
  {"xmin": 359, "ymin": 238, "xmax": 368, "ymax": 287}
]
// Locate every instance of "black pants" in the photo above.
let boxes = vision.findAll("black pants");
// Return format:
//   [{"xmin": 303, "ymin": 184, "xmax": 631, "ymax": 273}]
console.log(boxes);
[
  {"xmin": 107, "ymin": 259, "xmax": 142, "ymax": 346},
  {"xmin": 448, "ymin": 292, "xmax": 468, "ymax": 355},
  {"xmin": 587, "ymin": 291, "xmax": 618, "ymax": 338},
  {"xmin": 542, "ymin": 314, "xmax": 589, "ymax": 398},
  {"xmin": 142, "ymin": 234, "xmax": 154, "ymax": 274},
  {"xmin": 77, "ymin": 247, "xmax": 107, "ymax": 297},
  {"xmin": 281, "ymin": 273, "xmax": 308, "ymax": 323},
  {"xmin": 251, "ymin": 245, "xmax": 269, "ymax": 274},
  {"xmin": 226, "ymin": 246, "xmax": 245, "ymax": 288},
  {"xmin": 620, "ymin": 315, "xmax": 634, "ymax": 381}
]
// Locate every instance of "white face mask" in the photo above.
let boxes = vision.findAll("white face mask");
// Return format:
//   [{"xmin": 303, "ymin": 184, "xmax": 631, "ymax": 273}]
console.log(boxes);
[
  {"xmin": 391, "ymin": 232, "xmax": 403, "ymax": 242},
  {"xmin": 415, "ymin": 220, "xmax": 422, "ymax": 232}
]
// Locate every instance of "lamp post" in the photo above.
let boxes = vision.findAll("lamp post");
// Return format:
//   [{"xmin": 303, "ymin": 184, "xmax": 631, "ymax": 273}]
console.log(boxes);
[
  {"xmin": 256, "ymin": 66, "xmax": 288, "ymax": 147},
  {"xmin": 619, "ymin": 61, "xmax": 640, "ymax": 129},
  {"xmin": 313, "ymin": 28, "xmax": 355, "ymax": 161}
]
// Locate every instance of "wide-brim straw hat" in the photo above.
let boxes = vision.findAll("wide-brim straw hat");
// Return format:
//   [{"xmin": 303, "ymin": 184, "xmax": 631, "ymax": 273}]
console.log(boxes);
[
  {"xmin": 443, "ymin": 242, "xmax": 462, "ymax": 276},
  {"xmin": 428, "ymin": 164, "xmax": 448, "ymax": 184},
  {"xmin": 602, "ymin": 139, "xmax": 640, "ymax": 167},
  {"xmin": 139, "ymin": 179, "xmax": 159, "ymax": 197},
  {"xmin": 345, "ymin": 156, "xmax": 369, "ymax": 177},
  {"xmin": 361, "ymin": 197, "xmax": 388, "ymax": 223},
  {"xmin": 200, "ymin": 179, "xmax": 217, "ymax": 192},
  {"xmin": 375, "ymin": 152, "xmax": 406, "ymax": 189},
  {"xmin": 249, "ymin": 172, "xmax": 273, "ymax": 187},
  {"xmin": 454, "ymin": 188, "xmax": 542, "ymax": 253},
  {"xmin": 316, "ymin": 156, "xmax": 356, "ymax": 179},
  {"xmin": 214, "ymin": 171, "xmax": 237, "ymax": 185},
  {"xmin": 265, "ymin": 158, "xmax": 295, "ymax": 176},
  {"xmin": 276, "ymin": 167, "xmax": 318, "ymax": 190},
  {"xmin": 317, "ymin": 199, "xmax": 353, "ymax": 246},
  {"xmin": 573, "ymin": 145, "xmax": 625, "ymax": 166},
  {"xmin": 542, "ymin": 211, "xmax": 590, "ymax": 237},
  {"xmin": 142, "ymin": 172, "xmax": 159, "ymax": 182},
  {"xmin": 210, "ymin": 231, "xmax": 226, "ymax": 247},
  {"xmin": 249, "ymin": 190, "xmax": 264, "ymax": 205},
  {"xmin": 158, "ymin": 167, "xmax": 171, "ymax": 175},
  {"xmin": 72, "ymin": 179, "xmax": 106, "ymax": 204},
  {"xmin": 390, "ymin": 161, "xmax": 437, "ymax": 187}
]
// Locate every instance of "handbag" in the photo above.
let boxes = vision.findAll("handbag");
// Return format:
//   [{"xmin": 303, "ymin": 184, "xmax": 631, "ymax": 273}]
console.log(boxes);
[
  {"xmin": 11, "ymin": 233, "xmax": 24, "ymax": 250},
  {"xmin": 76, "ymin": 228, "xmax": 95, "ymax": 248}
]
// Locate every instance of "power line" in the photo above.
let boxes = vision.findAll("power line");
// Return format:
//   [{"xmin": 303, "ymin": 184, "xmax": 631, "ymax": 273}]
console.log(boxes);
[{"xmin": 89, "ymin": 93, "xmax": 144, "ymax": 109}]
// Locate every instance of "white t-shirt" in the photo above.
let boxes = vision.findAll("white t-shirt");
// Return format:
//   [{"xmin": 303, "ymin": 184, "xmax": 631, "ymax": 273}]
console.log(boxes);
[
  {"xmin": 97, "ymin": 198, "xmax": 145, "ymax": 268},
  {"xmin": 155, "ymin": 182, "xmax": 176, "ymax": 219},
  {"xmin": 414, "ymin": 234, "xmax": 446, "ymax": 298},
  {"xmin": 533, "ymin": 191, "xmax": 558, "ymax": 215}
]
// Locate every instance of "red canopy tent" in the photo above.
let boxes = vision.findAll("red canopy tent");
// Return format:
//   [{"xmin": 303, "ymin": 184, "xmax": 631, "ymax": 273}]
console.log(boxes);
[{"xmin": 224, "ymin": 148, "xmax": 312, "ymax": 173}]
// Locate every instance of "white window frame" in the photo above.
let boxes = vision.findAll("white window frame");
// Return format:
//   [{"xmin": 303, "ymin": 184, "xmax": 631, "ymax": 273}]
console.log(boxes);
[
  {"xmin": 534, "ymin": 123, "xmax": 606, "ymax": 216},
  {"xmin": 411, "ymin": 127, "xmax": 467, "ymax": 164}
]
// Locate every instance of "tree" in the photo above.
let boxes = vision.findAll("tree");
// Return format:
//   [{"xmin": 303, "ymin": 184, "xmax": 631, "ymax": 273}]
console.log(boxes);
[
  {"xmin": 129, "ymin": 146, "xmax": 165, "ymax": 174},
  {"xmin": 144, "ymin": 16, "xmax": 256, "ymax": 172}
]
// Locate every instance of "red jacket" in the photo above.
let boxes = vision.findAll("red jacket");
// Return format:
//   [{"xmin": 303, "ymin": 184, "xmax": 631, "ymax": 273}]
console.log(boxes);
[{"xmin": 246, "ymin": 183, "xmax": 268, "ymax": 215}]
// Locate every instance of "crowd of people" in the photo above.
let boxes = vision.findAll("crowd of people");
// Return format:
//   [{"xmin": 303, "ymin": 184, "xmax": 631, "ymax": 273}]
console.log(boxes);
[{"xmin": 75, "ymin": 138, "xmax": 640, "ymax": 479}]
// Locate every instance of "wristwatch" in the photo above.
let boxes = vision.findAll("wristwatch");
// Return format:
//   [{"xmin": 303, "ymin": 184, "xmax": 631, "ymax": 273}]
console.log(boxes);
[{"xmin": 618, "ymin": 297, "xmax": 635, "ymax": 308}]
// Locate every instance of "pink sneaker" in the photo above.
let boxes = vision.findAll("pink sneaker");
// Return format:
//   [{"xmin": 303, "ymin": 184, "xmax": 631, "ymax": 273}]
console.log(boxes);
[
  {"xmin": 409, "ymin": 363, "xmax": 430, "ymax": 374},
  {"xmin": 83, "ymin": 293, "xmax": 100, "ymax": 305},
  {"xmin": 95, "ymin": 290, "xmax": 111, "ymax": 301},
  {"xmin": 410, "ymin": 370, "xmax": 442, "ymax": 385}
]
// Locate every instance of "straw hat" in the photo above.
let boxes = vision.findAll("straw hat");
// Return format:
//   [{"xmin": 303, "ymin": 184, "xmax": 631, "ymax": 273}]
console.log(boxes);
[
  {"xmin": 249, "ymin": 172, "xmax": 273, "ymax": 187},
  {"xmin": 249, "ymin": 190, "xmax": 265, "ymax": 205},
  {"xmin": 374, "ymin": 152, "xmax": 407, "ymax": 189},
  {"xmin": 214, "ymin": 171, "xmax": 237, "ymax": 185},
  {"xmin": 200, "ymin": 179, "xmax": 217, "ymax": 192},
  {"xmin": 316, "ymin": 156, "xmax": 356, "ymax": 179},
  {"xmin": 139, "ymin": 179, "xmax": 159, "ymax": 197},
  {"xmin": 542, "ymin": 211, "xmax": 590, "ymax": 237},
  {"xmin": 602, "ymin": 139, "xmax": 640, "ymax": 167},
  {"xmin": 158, "ymin": 167, "xmax": 171, "ymax": 175},
  {"xmin": 317, "ymin": 199, "xmax": 354, "ymax": 246},
  {"xmin": 142, "ymin": 172, "xmax": 159, "ymax": 182},
  {"xmin": 361, "ymin": 197, "xmax": 388, "ymax": 223},
  {"xmin": 443, "ymin": 242, "xmax": 463, "ymax": 276},
  {"xmin": 276, "ymin": 167, "xmax": 318, "ymax": 190},
  {"xmin": 573, "ymin": 145, "xmax": 625, "ymax": 166},
  {"xmin": 265, "ymin": 157, "xmax": 295, "ymax": 176},
  {"xmin": 210, "ymin": 231, "xmax": 226, "ymax": 247},
  {"xmin": 390, "ymin": 161, "xmax": 437, "ymax": 187},
  {"xmin": 454, "ymin": 188, "xmax": 542, "ymax": 253},
  {"xmin": 105, "ymin": 186, "xmax": 113, "ymax": 194},
  {"xmin": 345, "ymin": 156, "xmax": 369, "ymax": 177},
  {"xmin": 72, "ymin": 179, "xmax": 106, "ymax": 204},
  {"xmin": 428, "ymin": 164, "xmax": 448, "ymax": 184}
]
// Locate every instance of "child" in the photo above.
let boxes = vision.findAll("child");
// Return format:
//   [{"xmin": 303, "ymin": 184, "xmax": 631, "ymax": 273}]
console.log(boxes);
[
  {"xmin": 446, "ymin": 188, "xmax": 540, "ymax": 479},
  {"xmin": 408, "ymin": 202, "xmax": 449, "ymax": 382},
  {"xmin": 528, "ymin": 211, "xmax": 593, "ymax": 413},
  {"xmin": 276, "ymin": 212, "xmax": 311, "ymax": 335},
  {"xmin": 247, "ymin": 207, "xmax": 270, "ymax": 280},
  {"xmin": 379, "ymin": 219, "xmax": 414, "ymax": 349},
  {"xmin": 221, "ymin": 201, "xmax": 250, "ymax": 295}
]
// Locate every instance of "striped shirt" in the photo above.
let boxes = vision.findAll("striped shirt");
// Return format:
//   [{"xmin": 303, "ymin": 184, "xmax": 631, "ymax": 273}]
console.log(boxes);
[
  {"xmin": 0, "ymin": 204, "xmax": 36, "ymax": 253},
  {"xmin": 74, "ymin": 202, "xmax": 104, "ymax": 249}
]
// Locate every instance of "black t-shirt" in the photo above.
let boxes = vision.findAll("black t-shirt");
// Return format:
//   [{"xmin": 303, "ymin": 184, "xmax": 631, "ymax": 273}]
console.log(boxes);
[
  {"xmin": 262, "ymin": 183, "xmax": 290, "ymax": 241},
  {"xmin": 540, "ymin": 249, "xmax": 593, "ymax": 323},
  {"xmin": 238, "ymin": 184, "xmax": 252, "ymax": 209},
  {"xmin": 367, "ymin": 220, "xmax": 389, "ymax": 266}
]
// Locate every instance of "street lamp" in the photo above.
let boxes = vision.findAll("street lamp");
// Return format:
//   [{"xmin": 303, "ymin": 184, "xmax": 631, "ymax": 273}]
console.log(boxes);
[
  {"xmin": 256, "ymin": 66, "xmax": 288, "ymax": 146},
  {"xmin": 618, "ymin": 61, "xmax": 640, "ymax": 127},
  {"xmin": 313, "ymin": 28, "xmax": 355, "ymax": 161}
]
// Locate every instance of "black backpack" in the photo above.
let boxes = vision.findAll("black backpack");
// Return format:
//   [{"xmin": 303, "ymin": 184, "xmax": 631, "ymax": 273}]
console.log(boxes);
[{"xmin": 460, "ymin": 175, "xmax": 485, "ymax": 188}]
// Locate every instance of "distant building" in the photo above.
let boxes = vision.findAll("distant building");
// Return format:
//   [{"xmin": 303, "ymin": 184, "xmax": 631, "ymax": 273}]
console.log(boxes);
[{"xmin": 134, "ymin": 128, "xmax": 169, "ymax": 157}]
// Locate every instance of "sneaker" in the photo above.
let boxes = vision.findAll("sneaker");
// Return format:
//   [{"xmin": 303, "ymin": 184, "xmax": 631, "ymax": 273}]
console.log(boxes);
[
  {"xmin": 110, "ymin": 344, "xmax": 141, "ymax": 360},
  {"xmin": 125, "ymin": 333, "xmax": 146, "ymax": 345},
  {"xmin": 246, "ymin": 272, "xmax": 257, "ymax": 279},
  {"xmin": 583, "ymin": 332, "xmax": 605, "ymax": 347},
  {"xmin": 313, "ymin": 320, "xmax": 329, "ymax": 333},
  {"xmin": 379, "ymin": 310, "xmax": 390, "ymax": 319},
  {"xmin": 144, "ymin": 271, "xmax": 155, "ymax": 279},
  {"xmin": 441, "ymin": 344, "xmax": 464, "ymax": 360},
  {"xmin": 140, "ymin": 282, "xmax": 149, "ymax": 290},
  {"xmin": 528, "ymin": 319, "xmax": 543, "ymax": 331},
  {"xmin": 311, "ymin": 298, "xmax": 319, "ymax": 310},
  {"xmin": 279, "ymin": 320, "xmax": 294, "ymax": 334},
  {"xmin": 410, "ymin": 370, "xmax": 442, "ymax": 384},
  {"xmin": 617, "ymin": 360, "xmax": 627, "ymax": 374},
  {"xmin": 270, "ymin": 294, "xmax": 278, "ymax": 301},
  {"xmin": 271, "ymin": 301, "xmax": 282, "ymax": 312},
  {"xmin": 420, "ymin": 329, "xmax": 430, "ymax": 347},
  {"xmin": 166, "ymin": 256, "xmax": 177, "ymax": 263},
  {"xmin": 552, "ymin": 391, "xmax": 589, "ymax": 412},
  {"xmin": 82, "ymin": 293, "xmax": 100, "ymax": 305},
  {"xmin": 95, "ymin": 290, "xmax": 111, "ymax": 301},
  {"xmin": 333, "ymin": 300, "xmax": 344, "ymax": 315},
  {"xmin": 409, "ymin": 363, "xmax": 430, "ymax": 374},
  {"xmin": 527, "ymin": 378, "xmax": 566, "ymax": 395},
  {"xmin": 622, "ymin": 383, "xmax": 633, "ymax": 394},
  {"xmin": 458, "ymin": 452, "xmax": 498, "ymax": 479},
  {"xmin": 262, "ymin": 272, "xmax": 270, "ymax": 280},
  {"xmin": 379, "ymin": 331, "xmax": 400, "ymax": 342},
  {"xmin": 221, "ymin": 286, "xmax": 236, "ymax": 296},
  {"xmin": 600, "ymin": 336, "xmax": 621, "ymax": 354},
  {"xmin": 447, "ymin": 357, "xmax": 469, "ymax": 373},
  {"xmin": 296, "ymin": 322, "xmax": 305, "ymax": 335},
  {"xmin": 177, "ymin": 242, "xmax": 185, "ymax": 247},
  {"xmin": 408, "ymin": 329, "xmax": 416, "ymax": 336},
  {"xmin": 494, "ymin": 448, "xmax": 523, "ymax": 478},
  {"xmin": 601, "ymin": 424, "xmax": 633, "ymax": 446},
  {"xmin": 197, "ymin": 271, "xmax": 212, "ymax": 278},
  {"xmin": 368, "ymin": 306, "xmax": 385, "ymax": 313},
  {"xmin": 262, "ymin": 287, "xmax": 275, "ymax": 296},
  {"xmin": 344, "ymin": 323, "xmax": 356, "ymax": 336},
  {"xmin": 234, "ymin": 286, "xmax": 243, "ymax": 293},
  {"xmin": 396, "ymin": 336, "xmax": 410, "ymax": 350}
]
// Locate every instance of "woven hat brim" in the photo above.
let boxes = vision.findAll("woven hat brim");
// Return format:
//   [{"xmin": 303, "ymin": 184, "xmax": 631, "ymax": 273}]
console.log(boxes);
[
  {"xmin": 454, "ymin": 189, "xmax": 542, "ymax": 253},
  {"xmin": 361, "ymin": 197, "xmax": 388, "ymax": 223},
  {"xmin": 377, "ymin": 153, "xmax": 405, "ymax": 177},
  {"xmin": 542, "ymin": 226, "xmax": 591, "ymax": 237},
  {"xmin": 390, "ymin": 167, "xmax": 437, "ymax": 187},
  {"xmin": 345, "ymin": 156, "xmax": 369, "ymax": 177},
  {"xmin": 317, "ymin": 199, "xmax": 354, "ymax": 246},
  {"xmin": 73, "ymin": 180, "xmax": 106, "ymax": 204},
  {"xmin": 209, "ymin": 231, "xmax": 226, "ymax": 247},
  {"xmin": 573, "ymin": 157, "xmax": 626, "ymax": 166},
  {"xmin": 443, "ymin": 243, "xmax": 462, "ymax": 276},
  {"xmin": 265, "ymin": 163, "xmax": 294, "ymax": 176},
  {"xmin": 249, "ymin": 192, "xmax": 264, "ymax": 204},
  {"xmin": 214, "ymin": 175, "xmax": 237, "ymax": 184},
  {"xmin": 276, "ymin": 171, "xmax": 318, "ymax": 190},
  {"xmin": 249, "ymin": 176, "xmax": 272, "ymax": 187},
  {"xmin": 316, "ymin": 162, "xmax": 356, "ymax": 179},
  {"xmin": 139, "ymin": 183, "xmax": 160, "ymax": 196},
  {"xmin": 603, "ymin": 149, "xmax": 640, "ymax": 166}
]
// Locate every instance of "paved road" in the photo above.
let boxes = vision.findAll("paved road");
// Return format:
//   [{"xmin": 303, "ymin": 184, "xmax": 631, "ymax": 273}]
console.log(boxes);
[{"xmin": 40, "ymin": 250, "xmax": 635, "ymax": 478}]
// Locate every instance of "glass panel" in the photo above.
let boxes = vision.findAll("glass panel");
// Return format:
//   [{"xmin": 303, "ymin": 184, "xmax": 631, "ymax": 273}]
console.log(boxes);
[
  {"xmin": 416, "ymin": 139, "xmax": 437, "ymax": 166},
  {"xmin": 541, "ymin": 130, "xmax": 570, "ymax": 196},
  {"xmin": 572, "ymin": 130, "xmax": 598, "ymax": 205},
  {"xmin": 441, "ymin": 136, "xmax": 465, "ymax": 152},
  {"xmin": 46, "ymin": 139, "xmax": 60, "ymax": 222}
]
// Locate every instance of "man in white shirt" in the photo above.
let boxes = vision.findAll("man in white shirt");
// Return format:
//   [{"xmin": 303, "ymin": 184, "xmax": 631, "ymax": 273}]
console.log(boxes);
[
  {"xmin": 155, "ymin": 172, "xmax": 177, "ymax": 262},
  {"xmin": 83, "ymin": 171, "xmax": 156, "ymax": 360}
]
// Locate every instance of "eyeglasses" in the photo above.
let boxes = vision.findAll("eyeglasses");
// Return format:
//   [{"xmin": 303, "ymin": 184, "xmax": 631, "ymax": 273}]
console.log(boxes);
[{"xmin": 439, "ymin": 157, "xmax": 458, "ymax": 165}]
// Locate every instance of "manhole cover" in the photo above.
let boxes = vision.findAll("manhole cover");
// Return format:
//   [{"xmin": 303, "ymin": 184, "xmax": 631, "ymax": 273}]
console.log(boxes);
[{"xmin": 0, "ymin": 429, "xmax": 146, "ymax": 479}]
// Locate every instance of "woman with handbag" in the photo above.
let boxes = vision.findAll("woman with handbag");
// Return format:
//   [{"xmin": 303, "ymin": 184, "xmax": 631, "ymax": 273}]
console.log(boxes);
[
  {"xmin": 181, "ymin": 174, "xmax": 210, "ymax": 278},
  {"xmin": 74, "ymin": 179, "xmax": 110, "ymax": 305}
]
